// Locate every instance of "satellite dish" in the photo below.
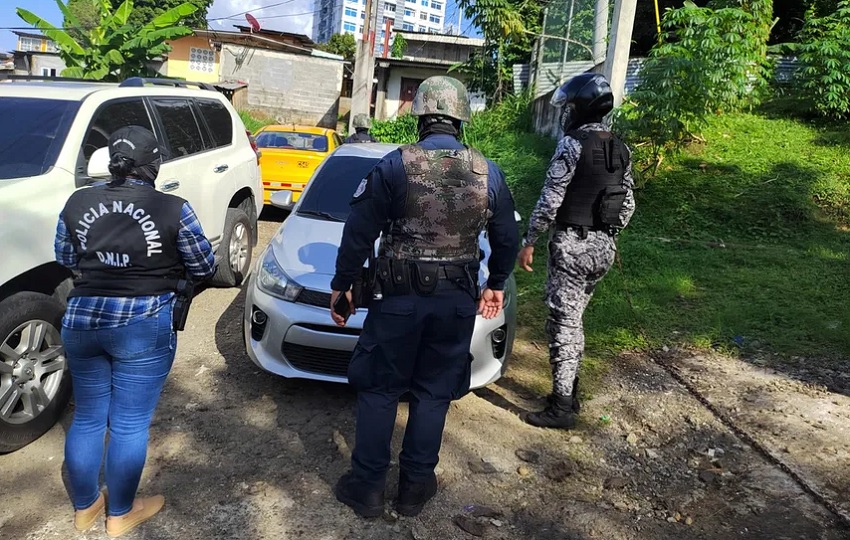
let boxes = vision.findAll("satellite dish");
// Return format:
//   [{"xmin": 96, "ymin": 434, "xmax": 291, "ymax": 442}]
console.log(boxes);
[{"xmin": 246, "ymin": 13, "xmax": 261, "ymax": 32}]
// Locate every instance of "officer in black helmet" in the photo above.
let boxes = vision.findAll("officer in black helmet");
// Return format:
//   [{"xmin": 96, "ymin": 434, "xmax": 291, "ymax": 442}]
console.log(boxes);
[{"xmin": 517, "ymin": 73, "xmax": 636, "ymax": 429}]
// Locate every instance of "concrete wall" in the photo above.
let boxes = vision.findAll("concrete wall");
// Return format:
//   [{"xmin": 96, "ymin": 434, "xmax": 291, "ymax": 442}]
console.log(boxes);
[
  {"xmin": 220, "ymin": 45, "xmax": 344, "ymax": 128},
  {"xmin": 21, "ymin": 54, "xmax": 65, "ymax": 76},
  {"xmin": 166, "ymin": 35, "xmax": 221, "ymax": 83},
  {"xmin": 382, "ymin": 66, "xmax": 486, "ymax": 120}
]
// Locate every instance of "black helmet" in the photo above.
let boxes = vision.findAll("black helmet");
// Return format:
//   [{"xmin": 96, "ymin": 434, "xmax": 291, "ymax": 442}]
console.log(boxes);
[{"xmin": 550, "ymin": 73, "xmax": 614, "ymax": 132}]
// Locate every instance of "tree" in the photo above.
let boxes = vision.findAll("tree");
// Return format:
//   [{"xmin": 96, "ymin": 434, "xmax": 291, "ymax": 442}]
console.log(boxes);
[
  {"xmin": 66, "ymin": 0, "xmax": 210, "ymax": 32},
  {"xmin": 317, "ymin": 33, "xmax": 357, "ymax": 61},
  {"xmin": 452, "ymin": 0, "xmax": 544, "ymax": 101},
  {"xmin": 18, "ymin": 0, "xmax": 199, "ymax": 81},
  {"xmin": 797, "ymin": 0, "xmax": 850, "ymax": 118},
  {"xmin": 391, "ymin": 33, "xmax": 406, "ymax": 59}
]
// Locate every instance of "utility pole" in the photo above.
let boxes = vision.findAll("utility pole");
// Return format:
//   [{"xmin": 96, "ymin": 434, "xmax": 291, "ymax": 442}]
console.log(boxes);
[
  {"xmin": 603, "ymin": 0, "xmax": 637, "ymax": 108},
  {"xmin": 592, "ymin": 0, "xmax": 609, "ymax": 67},
  {"xmin": 350, "ymin": 0, "xmax": 377, "ymax": 132}
]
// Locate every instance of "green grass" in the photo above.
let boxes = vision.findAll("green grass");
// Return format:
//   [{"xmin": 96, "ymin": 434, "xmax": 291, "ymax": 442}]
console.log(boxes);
[
  {"xmin": 511, "ymin": 111, "xmax": 850, "ymax": 362},
  {"xmin": 239, "ymin": 110, "xmax": 275, "ymax": 133}
]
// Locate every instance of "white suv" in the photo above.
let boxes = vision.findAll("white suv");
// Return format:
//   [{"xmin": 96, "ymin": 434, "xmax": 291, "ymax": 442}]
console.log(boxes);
[{"xmin": 0, "ymin": 77, "xmax": 262, "ymax": 453}]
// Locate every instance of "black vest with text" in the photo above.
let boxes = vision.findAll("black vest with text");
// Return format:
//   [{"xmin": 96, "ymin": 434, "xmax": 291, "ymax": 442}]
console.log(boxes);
[
  {"xmin": 555, "ymin": 130, "xmax": 628, "ymax": 229},
  {"xmin": 62, "ymin": 182, "xmax": 186, "ymax": 298}
]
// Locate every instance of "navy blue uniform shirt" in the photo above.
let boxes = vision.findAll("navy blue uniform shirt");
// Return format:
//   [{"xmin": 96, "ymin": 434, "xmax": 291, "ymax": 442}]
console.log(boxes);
[{"xmin": 331, "ymin": 134, "xmax": 520, "ymax": 292}]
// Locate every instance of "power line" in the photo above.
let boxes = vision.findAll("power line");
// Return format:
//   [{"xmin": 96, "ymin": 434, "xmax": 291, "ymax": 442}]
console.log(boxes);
[{"xmin": 208, "ymin": 0, "xmax": 304, "ymax": 22}]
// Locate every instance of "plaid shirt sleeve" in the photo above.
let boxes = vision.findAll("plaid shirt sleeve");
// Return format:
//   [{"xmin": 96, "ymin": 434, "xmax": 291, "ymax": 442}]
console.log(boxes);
[
  {"xmin": 54, "ymin": 213, "xmax": 79, "ymax": 271},
  {"xmin": 177, "ymin": 202, "xmax": 216, "ymax": 280}
]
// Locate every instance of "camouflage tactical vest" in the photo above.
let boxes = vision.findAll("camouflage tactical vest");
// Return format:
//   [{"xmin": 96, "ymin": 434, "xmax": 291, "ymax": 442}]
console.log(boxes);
[{"xmin": 382, "ymin": 145, "xmax": 490, "ymax": 263}]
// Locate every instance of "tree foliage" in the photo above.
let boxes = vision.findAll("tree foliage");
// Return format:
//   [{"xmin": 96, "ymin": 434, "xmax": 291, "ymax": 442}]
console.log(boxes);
[
  {"xmin": 613, "ymin": 0, "xmax": 773, "ymax": 169},
  {"xmin": 67, "ymin": 0, "xmax": 210, "ymax": 31},
  {"xmin": 451, "ymin": 0, "xmax": 544, "ymax": 101},
  {"xmin": 18, "ymin": 0, "xmax": 199, "ymax": 81},
  {"xmin": 797, "ymin": 0, "xmax": 850, "ymax": 118},
  {"xmin": 317, "ymin": 33, "xmax": 357, "ymax": 61},
  {"xmin": 391, "ymin": 33, "xmax": 406, "ymax": 59}
]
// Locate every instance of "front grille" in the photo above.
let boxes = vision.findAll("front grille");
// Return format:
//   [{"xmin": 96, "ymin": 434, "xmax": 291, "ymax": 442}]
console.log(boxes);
[
  {"xmin": 296, "ymin": 289, "xmax": 332, "ymax": 308},
  {"xmin": 282, "ymin": 342, "xmax": 353, "ymax": 377}
]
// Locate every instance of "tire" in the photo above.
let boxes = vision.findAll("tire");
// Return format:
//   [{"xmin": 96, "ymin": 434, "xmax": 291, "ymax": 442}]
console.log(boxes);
[
  {"xmin": 210, "ymin": 207, "xmax": 254, "ymax": 288},
  {"xmin": 0, "ymin": 292, "xmax": 72, "ymax": 454}
]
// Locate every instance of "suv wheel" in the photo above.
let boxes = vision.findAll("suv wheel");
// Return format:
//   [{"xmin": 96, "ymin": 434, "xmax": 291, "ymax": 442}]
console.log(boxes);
[
  {"xmin": 210, "ymin": 207, "xmax": 254, "ymax": 288},
  {"xmin": 0, "ymin": 292, "xmax": 71, "ymax": 453}
]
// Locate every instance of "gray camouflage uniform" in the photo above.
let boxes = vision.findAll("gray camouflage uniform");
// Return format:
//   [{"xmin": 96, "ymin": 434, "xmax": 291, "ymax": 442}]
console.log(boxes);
[{"xmin": 524, "ymin": 123, "xmax": 636, "ymax": 397}]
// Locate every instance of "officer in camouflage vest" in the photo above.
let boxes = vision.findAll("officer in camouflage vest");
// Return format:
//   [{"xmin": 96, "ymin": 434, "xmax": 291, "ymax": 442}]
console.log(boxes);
[
  {"xmin": 330, "ymin": 76, "xmax": 519, "ymax": 518},
  {"xmin": 345, "ymin": 113, "xmax": 378, "ymax": 143},
  {"xmin": 518, "ymin": 73, "xmax": 636, "ymax": 429}
]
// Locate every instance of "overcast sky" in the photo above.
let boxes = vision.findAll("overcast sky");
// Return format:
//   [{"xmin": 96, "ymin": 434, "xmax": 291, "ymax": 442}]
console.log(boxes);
[{"xmin": 1, "ymin": 0, "xmax": 472, "ymax": 51}]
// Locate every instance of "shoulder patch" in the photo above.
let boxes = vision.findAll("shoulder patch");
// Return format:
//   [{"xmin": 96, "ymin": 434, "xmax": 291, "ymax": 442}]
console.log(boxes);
[{"xmin": 353, "ymin": 177, "xmax": 368, "ymax": 199}]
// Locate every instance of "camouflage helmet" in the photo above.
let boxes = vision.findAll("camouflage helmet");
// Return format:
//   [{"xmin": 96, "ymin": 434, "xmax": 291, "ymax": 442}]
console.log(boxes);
[
  {"xmin": 411, "ymin": 76, "xmax": 471, "ymax": 122},
  {"xmin": 352, "ymin": 113, "xmax": 372, "ymax": 129}
]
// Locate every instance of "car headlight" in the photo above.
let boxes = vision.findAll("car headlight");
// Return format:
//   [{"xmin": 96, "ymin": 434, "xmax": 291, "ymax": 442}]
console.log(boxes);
[{"xmin": 257, "ymin": 248, "xmax": 303, "ymax": 302}]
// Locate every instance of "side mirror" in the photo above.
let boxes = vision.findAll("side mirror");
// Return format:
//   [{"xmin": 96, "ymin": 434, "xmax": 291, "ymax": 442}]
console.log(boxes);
[
  {"xmin": 87, "ymin": 147, "xmax": 111, "ymax": 178},
  {"xmin": 270, "ymin": 190, "xmax": 294, "ymax": 209},
  {"xmin": 514, "ymin": 211, "xmax": 522, "ymax": 223}
]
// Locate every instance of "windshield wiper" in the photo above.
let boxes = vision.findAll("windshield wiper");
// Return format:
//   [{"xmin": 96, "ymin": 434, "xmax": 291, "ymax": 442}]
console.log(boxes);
[{"xmin": 297, "ymin": 209, "xmax": 346, "ymax": 222}]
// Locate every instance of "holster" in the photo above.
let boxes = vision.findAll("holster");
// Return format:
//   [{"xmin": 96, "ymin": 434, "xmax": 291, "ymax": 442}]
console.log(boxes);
[
  {"xmin": 376, "ymin": 257, "xmax": 411, "ymax": 297},
  {"xmin": 412, "ymin": 262, "xmax": 440, "ymax": 296},
  {"xmin": 172, "ymin": 278, "xmax": 195, "ymax": 332}
]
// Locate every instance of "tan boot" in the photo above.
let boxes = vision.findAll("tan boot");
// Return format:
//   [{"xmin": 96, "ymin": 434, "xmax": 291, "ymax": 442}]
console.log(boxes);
[
  {"xmin": 74, "ymin": 491, "xmax": 106, "ymax": 531},
  {"xmin": 105, "ymin": 495, "xmax": 165, "ymax": 538}
]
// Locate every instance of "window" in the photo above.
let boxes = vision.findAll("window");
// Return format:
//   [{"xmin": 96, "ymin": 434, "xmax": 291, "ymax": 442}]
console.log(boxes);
[
  {"xmin": 0, "ymin": 98, "xmax": 79, "ymax": 180},
  {"xmin": 81, "ymin": 99, "xmax": 154, "ymax": 165},
  {"xmin": 41, "ymin": 68, "xmax": 57, "ymax": 77},
  {"xmin": 361, "ymin": 10, "xmax": 366, "ymax": 18},
  {"xmin": 431, "ymin": 1, "xmax": 442, "ymax": 9},
  {"xmin": 405, "ymin": 9, "xmax": 414, "ymax": 17},
  {"xmin": 152, "ymin": 99, "xmax": 205, "ymax": 158},
  {"xmin": 255, "ymin": 132, "xmax": 328, "ymax": 152},
  {"xmin": 18, "ymin": 37, "xmax": 40, "ymax": 52},
  {"xmin": 421, "ymin": 0, "xmax": 429, "ymax": 6},
  {"xmin": 189, "ymin": 46, "xmax": 216, "ymax": 74},
  {"xmin": 359, "ymin": 25, "xmax": 364, "ymax": 33},
  {"xmin": 344, "ymin": 7, "xmax": 357, "ymax": 17},
  {"xmin": 402, "ymin": 23, "xmax": 414, "ymax": 31},
  {"xmin": 418, "ymin": 25, "xmax": 426, "ymax": 32},
  {"xmin": 385, "ymin": 3, "xmax": 395, "ymax": 11},
  {"xmin": 344, "ymin": 22, "xmax": 356, "ymax": 32},
  {"xmin": 429, "ymin": 14, "xmax": 440, "ymax": 23},
  {"xmin": 376, "ymin": 44, "xmax": 384, "ymax": 54},
  {"xmin": 196, "ymin": 99, "xmax": 233, "ymax": 148},
  {"xmin": 296, "ymin": 156, "xmax": 383, "ymax": 221},
  {"xmin": 420, "ymin": 12, "xmax": 427, "ymax": 20},
  {"xmin": 45, "ymin": 40, "xmax": 57, "ymax": 52}
]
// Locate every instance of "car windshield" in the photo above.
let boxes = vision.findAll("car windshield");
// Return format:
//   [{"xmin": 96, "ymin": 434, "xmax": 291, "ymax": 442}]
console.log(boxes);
[
  {"xmin": 296, "ymin": 155, "xmax": 383, "ymax": 221},
  {"xmin": 0, "ymin": 98, "xmax": 80, "ymax": 180},
  {"xmin": 256, "ymin": 131, "xmax": 329, "ymax": 152}
]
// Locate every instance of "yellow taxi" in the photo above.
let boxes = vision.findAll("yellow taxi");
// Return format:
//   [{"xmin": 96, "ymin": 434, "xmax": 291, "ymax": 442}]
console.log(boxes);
[{"xmin": 253, "ymin": 125, "xmax": 343, "ymax": 205}]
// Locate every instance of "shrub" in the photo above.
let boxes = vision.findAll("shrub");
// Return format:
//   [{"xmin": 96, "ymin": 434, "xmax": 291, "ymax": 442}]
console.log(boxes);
[
  {"xmin": 797, "ymin": 1, "xmax": 850, "ymax": 119},
  {"xmin": 612, "ymin": 0, "xmax": 772, "ymax": 170}
]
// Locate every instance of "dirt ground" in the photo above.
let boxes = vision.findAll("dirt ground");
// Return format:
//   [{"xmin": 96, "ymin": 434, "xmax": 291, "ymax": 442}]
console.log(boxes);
[{"xmin": 1, "ymin": 210, "xmax": 848, "ymax": 540}]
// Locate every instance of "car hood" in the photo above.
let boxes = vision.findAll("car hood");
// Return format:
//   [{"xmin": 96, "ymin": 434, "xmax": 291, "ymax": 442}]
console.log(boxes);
[{"xmin": 269, "ymin": 214, "xmax": 493, "ymax": 293}]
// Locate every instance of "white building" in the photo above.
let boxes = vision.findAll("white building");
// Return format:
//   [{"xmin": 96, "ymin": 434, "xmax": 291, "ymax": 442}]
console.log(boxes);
[{"xmin": 313, "ymin": 0, "xmax": 448, "ymax": 56}]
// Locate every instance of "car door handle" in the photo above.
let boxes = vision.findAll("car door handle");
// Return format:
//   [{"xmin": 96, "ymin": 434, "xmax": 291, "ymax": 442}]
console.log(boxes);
[
  {"xmin": 161, "ymin": 180, "xmax": 180, "ymax": 192},
  {"xmin": 214, "ymin": 164, "xmax": 229, "ymax": 173}
]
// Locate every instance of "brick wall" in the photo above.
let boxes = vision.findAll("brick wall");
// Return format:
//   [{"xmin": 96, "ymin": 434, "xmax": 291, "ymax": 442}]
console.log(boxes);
[{"xmin": 220, "ymin": 45, "xmax": 344, "ymax": 128}]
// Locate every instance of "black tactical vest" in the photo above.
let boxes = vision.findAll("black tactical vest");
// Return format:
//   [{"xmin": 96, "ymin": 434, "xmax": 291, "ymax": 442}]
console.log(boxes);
[
  {"xmin": 346, "ymin": 131, "xmax": 376, "ymax": 143},
  {"xmin": 555, "ymin": 130, "xmax": 628, "ymax": 229},
  {"xmin": 62, "ymin": 182, "xmax": 186, "ymax": 298},
  {"xmin": 382, "ymin": 145, "xmax": 490, "ymax": 263}
]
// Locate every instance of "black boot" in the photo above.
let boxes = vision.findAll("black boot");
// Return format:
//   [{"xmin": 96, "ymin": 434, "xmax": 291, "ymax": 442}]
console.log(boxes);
[
  {"xmin": 544, "ymin": 377, "xmax": 581, "ymax": 413},
  {"xmin": 334, "ymin": 472, "xmax": 385, "ymax": 518},
  {"xmin": 525, "ymin": 394, "xmax": 578, "ymax": 429},
  {"xmin": 395, "ymin": 473, "xmax": 438, "ymax": 517}
]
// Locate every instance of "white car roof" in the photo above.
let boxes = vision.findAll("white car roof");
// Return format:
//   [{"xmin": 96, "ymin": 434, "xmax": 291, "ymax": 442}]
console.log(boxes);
[
  {"xmin": 0, "ymin": 80, "xmax": 227, "ymax": 102},
  {"xmin": 332, "ymin": 142, "xmax": 401, "ymax": 159}
]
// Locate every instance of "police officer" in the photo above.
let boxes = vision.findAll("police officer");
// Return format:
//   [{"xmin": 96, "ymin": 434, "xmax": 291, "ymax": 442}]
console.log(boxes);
[
  {"xmin": 345, "ymin": 113, "xmax": 377, "ymax": 143},
  {"xmin": 330, "ymin": 76, "xmax": 519, "ymax": 518},
  {"xmin": 55, "ymin": 126, "xmax": 215, "ymax": 536},
  {"xmin": 517, "ymin": 73, "xmax": 636, "ymax": 429}
]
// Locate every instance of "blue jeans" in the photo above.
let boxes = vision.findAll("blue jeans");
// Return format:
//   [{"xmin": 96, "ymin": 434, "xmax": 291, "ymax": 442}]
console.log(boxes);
[{"xmin": 62, "ymin": 304, "xmax": 176, "ymax": 517}]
